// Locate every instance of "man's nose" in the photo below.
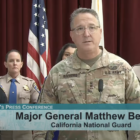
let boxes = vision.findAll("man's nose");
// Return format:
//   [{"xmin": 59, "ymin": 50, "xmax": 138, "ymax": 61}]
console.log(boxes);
[{"xmin": 83, "ymin": 28, "xmax": 90, "ymax": 36}]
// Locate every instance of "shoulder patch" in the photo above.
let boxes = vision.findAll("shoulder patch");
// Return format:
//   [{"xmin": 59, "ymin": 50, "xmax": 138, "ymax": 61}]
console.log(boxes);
[{"xmin": 33, "ymin": 83, "xmax": 40, "ymax": 93}]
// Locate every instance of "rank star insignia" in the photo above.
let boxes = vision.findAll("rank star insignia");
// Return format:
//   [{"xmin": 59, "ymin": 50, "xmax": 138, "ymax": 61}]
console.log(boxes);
[{"xmin": 23, "ymin": 85, "xmax": 29, "ymax": 91}]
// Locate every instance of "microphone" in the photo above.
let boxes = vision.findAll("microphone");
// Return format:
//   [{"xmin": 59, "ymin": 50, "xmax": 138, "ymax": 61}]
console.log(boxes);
[
  {"xmin": 98, "ymin": 79, "xmax": 103, "ymax": 92},
  {"xmin": 98, "ymin": 79, "xmax": 103, "ymax": 103},
  {"xmin": 0, "ymin": 87, "xmax": 7, "ymax": 103}
]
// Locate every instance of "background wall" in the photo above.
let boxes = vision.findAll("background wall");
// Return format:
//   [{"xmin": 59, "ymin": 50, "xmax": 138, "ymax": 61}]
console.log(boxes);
[{"xmin": 0, "ymin": 0, "xmax": 140, "ymax": 76}]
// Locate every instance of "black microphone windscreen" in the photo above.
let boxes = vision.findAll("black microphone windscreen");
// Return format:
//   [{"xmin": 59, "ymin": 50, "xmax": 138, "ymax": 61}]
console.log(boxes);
[
  {"xmin": 98, "ymin": 79, "xmax": 103, "ymax": 92},
  {"xmin": 0, "ymin": 87, "xmax": 7, "ymax": 103}
]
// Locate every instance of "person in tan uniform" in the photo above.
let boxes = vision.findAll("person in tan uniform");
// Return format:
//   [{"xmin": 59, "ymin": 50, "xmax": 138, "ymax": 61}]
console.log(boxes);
[
  {"xmin": 36, "ymin": 8, "xmax": 140, "ymax": 140},
  {"xmin": 0, "ymin": 49, "xmax": 39, "ymax": 140}
]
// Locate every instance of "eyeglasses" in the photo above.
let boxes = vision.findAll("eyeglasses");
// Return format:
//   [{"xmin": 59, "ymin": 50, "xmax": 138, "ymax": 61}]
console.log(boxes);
[{"xmin": 71, "ymin": 25, "xmax": 100, "ymax": 35}]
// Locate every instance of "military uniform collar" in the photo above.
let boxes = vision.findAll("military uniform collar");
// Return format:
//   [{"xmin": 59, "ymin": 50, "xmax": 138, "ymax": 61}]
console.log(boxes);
[
  {"xmin": 71, "ymin": 46, "xmax": 109, "ymax": 70},
  {"xmin": 71, "ymin": 50, "xmax": 90, "ymax": 69},
  {"xmin": 90, "ymin": 46, "xmax": 110, "ymax": 70},
  {"xmin": 6, "ymin": 73, "xmax": 21, "ymax": 83}
]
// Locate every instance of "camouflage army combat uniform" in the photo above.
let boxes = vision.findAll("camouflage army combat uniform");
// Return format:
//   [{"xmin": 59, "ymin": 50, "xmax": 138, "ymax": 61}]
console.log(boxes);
[
  {"xmin": 38, "ymin": 46, "xmax": 140, "ymax": 140},
  {"xmin": 0, "ymin": 74, "xmax": 39, "ymax": 140}
]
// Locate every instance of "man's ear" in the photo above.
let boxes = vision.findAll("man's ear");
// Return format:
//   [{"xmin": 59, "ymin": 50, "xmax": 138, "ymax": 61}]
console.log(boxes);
[{"xmin": 4, "ymin": 61, "xmax": 7, "ymax": 68}]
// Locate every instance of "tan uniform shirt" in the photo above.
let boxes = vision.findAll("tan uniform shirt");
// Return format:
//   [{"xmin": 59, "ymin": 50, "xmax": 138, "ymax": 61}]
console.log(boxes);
[
  {"xmin": 0, "ymin": 74, "xmax": 39, "ymax": 140},
  {"xmin": 37, "ymin": 47, "xmax": 140, "ymax": 140}
]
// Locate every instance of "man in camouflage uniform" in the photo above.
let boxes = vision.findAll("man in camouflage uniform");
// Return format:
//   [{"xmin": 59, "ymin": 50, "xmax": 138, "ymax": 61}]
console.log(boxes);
[{"xmin": 37, "ymin": 8, "xmax": 140, "ymax": 140}]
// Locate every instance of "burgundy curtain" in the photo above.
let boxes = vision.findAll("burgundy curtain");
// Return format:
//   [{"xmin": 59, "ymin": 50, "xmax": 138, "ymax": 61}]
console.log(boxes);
[
  {"xmin": 0, "ymin": 0, "xmax": 32, "ymax": 75},
  {"xmin": 103, "ymin": 0, "xmax": 140, "ymax": 66},
  {"xmin": 0, "ymin": 0, "xmax": 140, "ymax": 77}
]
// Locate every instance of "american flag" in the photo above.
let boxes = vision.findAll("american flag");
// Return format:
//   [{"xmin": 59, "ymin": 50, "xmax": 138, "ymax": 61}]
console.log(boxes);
[{"xmin": 27, "ymin": 0, "xmax": 51, "ymax": 89}]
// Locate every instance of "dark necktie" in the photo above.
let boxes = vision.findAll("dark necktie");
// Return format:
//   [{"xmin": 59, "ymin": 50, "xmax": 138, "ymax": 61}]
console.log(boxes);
[{"xmin": 9, "ymin": 79, "xmax": 17, "ymax": 104}]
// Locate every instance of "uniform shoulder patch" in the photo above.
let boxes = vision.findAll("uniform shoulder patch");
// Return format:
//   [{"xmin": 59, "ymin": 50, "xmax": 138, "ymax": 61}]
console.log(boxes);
[{"xmin": 33, "ymin": 83, "xmax": 40, "ymax": 93}]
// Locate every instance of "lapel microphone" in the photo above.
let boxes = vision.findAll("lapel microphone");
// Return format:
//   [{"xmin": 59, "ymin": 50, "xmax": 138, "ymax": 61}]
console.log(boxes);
[{"xmin": 98, "ymin": 79, "xmax": 103, "ymax": 103}]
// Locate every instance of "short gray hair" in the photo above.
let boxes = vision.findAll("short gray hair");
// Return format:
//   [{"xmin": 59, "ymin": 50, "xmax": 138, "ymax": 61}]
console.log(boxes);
[{"xmin": 70, "ymin": 8, "xmax": 100, "ymax": 30}]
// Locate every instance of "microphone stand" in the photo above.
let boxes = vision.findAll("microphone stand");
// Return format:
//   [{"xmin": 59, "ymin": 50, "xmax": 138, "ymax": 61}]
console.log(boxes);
[{"xmin": 98, "ymin": 91, "xmax": 102, "ymax": 104}]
